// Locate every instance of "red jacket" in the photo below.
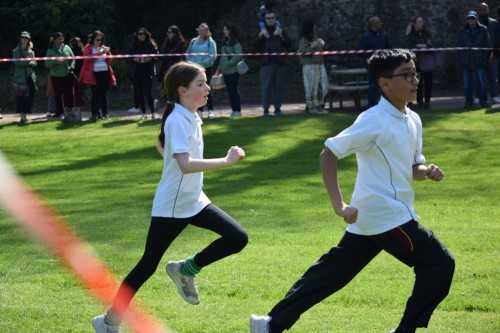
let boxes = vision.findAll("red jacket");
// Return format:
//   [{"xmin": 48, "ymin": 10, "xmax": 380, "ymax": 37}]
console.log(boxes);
[{"xmin": 78, "ymin": 44, "xmax": 117, "ymax": 86}]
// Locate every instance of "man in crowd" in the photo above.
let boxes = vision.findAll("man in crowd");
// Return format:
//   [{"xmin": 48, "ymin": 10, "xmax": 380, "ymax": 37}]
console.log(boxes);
[
  {"xmin": 358, "ymin": 16, "xmax": 391, "ymax": 107},
  {"xmin": 477, "ymin": 2, "xmax": 500, "ymax": 103},
  {"xmin": 254, "ymin": 11, "xmax": 292, "ymax": 116}
]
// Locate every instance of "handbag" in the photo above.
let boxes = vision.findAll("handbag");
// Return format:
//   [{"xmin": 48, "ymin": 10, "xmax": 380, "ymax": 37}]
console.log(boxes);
[
  {"xmin": 236, "ymin": 59, "xmax": 249, "ymax": 75},
  {"xmin": 418, "ymin": 52, "xmax": 444, "ymax": 72},
  {"xmin": 11, "ymin": 82, "xmax": 27, "ymax": 96},
  {"xmin": 210, "ymin": 73, "xmax": 225, "ymax": 90},
  {"xmin": 67, "ymin": 67, "xmax": 78, "ymax": 83}
]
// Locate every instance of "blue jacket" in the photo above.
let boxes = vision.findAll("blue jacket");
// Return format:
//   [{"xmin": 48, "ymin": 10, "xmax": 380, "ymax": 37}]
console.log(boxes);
[
  {"xmin": 456, "ymin": 23, "xmax": 490, "ymax": 68},
  {"xmin": 358, "ymin": 29, "xmax": 391, "ymax": 63}
]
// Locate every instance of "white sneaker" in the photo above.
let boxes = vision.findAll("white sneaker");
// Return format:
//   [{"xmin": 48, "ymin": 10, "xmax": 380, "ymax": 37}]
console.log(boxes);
[
  {"xmin": 197, "ymin": 110, "xmax": 203, "ymax": 118},
  {"xmin": 250, "ymin": 314, "xmax": 271, "ymax": 333},
  {"xmin": 128, "ymin": 107, "xmax": 140, "ymax": 113},
  {"xmin": 491, "ymin": 96, "xmax": 500, "ymax": 104},
  {"xmin": 230, "ymin": 111, "xmax": 242, "ymax": 117},
  {"xmin": 166, "ymin": 261, "xmax": 200, "ymax": 305},
  {"xmin": 473, "ymin": 97, "xmax": 480, "ymax": 105},
  {"xmin": 139, "ymin": 114, "xmax": 147, "ymax": 120},
  {"xmin": 208, "ymin": 110, "xmax": 214, "ymax": 118},
  {"xmin": 309, "ymin": 107, "xmax": 326, "ymax": 115},
  {"xmin": 59, "ymin": 114, "xmax": 65, "ymax": 120},
  {"xmin": 92, "ymin": 315, "xmax": 121, "ymax": 333},
  {"xmin": 152, "ymin": 112, "xmax": 159, "ymax": 120}
]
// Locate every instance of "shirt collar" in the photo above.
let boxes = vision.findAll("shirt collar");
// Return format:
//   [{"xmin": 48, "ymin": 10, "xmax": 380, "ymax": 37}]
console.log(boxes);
[
  {"xmin": 379, "ymin": 96, "xmax": 408, "ymax": 118},
  {"xmin": 174, "ymin": 103, "xmax": 202, "ymax": 125}
]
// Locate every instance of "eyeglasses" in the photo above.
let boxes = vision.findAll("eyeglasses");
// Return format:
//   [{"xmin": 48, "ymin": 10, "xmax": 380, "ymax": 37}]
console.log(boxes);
[{"xmin": 387, "ymin": 72, "xmax": 420, "ymax": 83}]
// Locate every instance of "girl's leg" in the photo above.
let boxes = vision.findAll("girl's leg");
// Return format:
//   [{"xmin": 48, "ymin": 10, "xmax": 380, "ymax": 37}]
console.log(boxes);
[
  {"xmin": 110, "ymin": 216, "xmax": 188, "ymax": 318},
  {"xmin": 372, "ymin": 220, "xmax": 455, "ymax": 332},
  {"xmin": 188, "ymin": 204, "xmax": 248, "ymax": 268},
  {"xmin": 51, "ymin": 76, "xmax": 65, "ymax": 116},
  {"xmin": 143, "ymin": 75, "xmax": 155, "ymax": 113},
  {"xmin": 95, "ymin": 71, "xmax": 109, "ymax": 116},
  {"xmin": 134, "ymin": 77, "xmax": 146, "ymax": 114},
  {"xmin": 90, "ymin": 84, "xmax": 100, "ymax": 118}
]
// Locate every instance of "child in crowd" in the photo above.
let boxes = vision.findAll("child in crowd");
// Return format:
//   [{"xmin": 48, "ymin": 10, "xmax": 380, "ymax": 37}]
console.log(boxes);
[
  {"xmin": 92, "ymin": 61, "xmax": 248, "ymax": 333},
  {"xmin": 258, "ymin": 0, "xmax": 281, "ymax": 38},
  {"xmin": 250, "ymin": 49, "xmax": 455, "ymax": 333}
]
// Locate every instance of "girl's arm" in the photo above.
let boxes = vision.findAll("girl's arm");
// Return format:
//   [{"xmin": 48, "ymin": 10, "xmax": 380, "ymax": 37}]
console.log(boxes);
[
  {"xmin": 174, "ymin": 146, "xmax": 245, "ymax": 174},
  {"xmin": 320, "ymin": 147, "xmax": 358, "ymax": 224}
]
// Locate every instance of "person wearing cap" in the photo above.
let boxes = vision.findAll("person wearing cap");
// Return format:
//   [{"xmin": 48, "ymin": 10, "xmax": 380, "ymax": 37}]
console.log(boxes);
[
  {"xmin": 456, "ymin": 10, "xmax": 491, "ymax": 108},
  {"xmin": 12, "ymin": 31, "xmax": 37, "ymax": 123}
]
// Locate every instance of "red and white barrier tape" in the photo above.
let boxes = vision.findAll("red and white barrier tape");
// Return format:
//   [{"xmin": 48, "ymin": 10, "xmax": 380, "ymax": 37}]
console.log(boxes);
[
  {"xmin": 1, "ymin": 47, "xmax": 495, "ymax": 63},
  {"xmin": 0, "ymin": 152, "xmax": 170, "ymax": 333}
]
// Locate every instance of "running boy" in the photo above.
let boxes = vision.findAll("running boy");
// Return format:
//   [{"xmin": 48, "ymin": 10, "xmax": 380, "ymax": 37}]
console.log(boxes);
[
  {"xmin": 92, "ymin": 61, "xmax": 248, "ymax": 333},
  {"xmin": 250, "ymin": 49, "xmax": 455, "ymax": 333}
]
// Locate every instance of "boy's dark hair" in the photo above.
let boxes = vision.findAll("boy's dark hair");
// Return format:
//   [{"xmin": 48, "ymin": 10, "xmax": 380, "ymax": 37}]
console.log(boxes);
[{"xmin": 367, "ymin": 48, "xmax": 416, "ymax": 92}]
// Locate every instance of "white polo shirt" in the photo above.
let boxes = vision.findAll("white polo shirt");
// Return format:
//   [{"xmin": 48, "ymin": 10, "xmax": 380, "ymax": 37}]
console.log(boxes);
[
  {"xmin": 324, "ymin": 97, "xmax": 426, "ymax": 235},
  {"xmin": 152, "ymin": 104, "xmax": 211, "ymax": 218}
]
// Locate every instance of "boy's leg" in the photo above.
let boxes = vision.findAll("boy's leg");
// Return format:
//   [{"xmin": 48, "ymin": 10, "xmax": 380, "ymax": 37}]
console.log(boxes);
[
  {"xmin": 267, "ymin": 232, "xmax": 381, "ymax": 331},
  {"xmin": 373, "ymin": 220, "xmax": 455, "ymax": 332}
]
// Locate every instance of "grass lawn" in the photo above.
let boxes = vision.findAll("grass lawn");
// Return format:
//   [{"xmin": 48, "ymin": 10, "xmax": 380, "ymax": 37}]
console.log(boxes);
[{"xmin": 0, "ymin": 108, "xmax": 499, "ymax": 332}]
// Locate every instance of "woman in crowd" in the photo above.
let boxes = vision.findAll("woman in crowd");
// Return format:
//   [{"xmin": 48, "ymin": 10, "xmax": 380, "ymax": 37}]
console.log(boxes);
[
  {"xmin": 128, "ymin": 27, "xmax": 159, "ymax": 120},
  {"xmin": 158, "ymin": 25, "xmax": 187, "ymax": 87},
  {"xmin": 218, "ymin": 23, "xmax": 243, "ymax": 117},
  {"xmin": 12, "ymin": 31, "xmax": 37, "ymax": 123},
  {"xmin": 406, "ymin": 15, "xmax": 434, "ymax": 110},
  {"xmin": 45, "ymin": 32, "xmax": 76, "ymax": 120},
  {"xmin": 298, "ymin": 18, "xmax": 329, "ymax": 115},
  {"xmin": 79, "ymin": 30, "xmax": 116, "ymax": 121},
  {"xmin": 70, "ymin": 37, "xmax": 87, "ymax": 111},
  {"xmin": 186, "ymin": 22, "xmax": 217, "ymax": 118}
]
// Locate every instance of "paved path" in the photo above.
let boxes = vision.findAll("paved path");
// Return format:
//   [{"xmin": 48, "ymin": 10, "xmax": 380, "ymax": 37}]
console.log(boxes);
[{"xmin": 0, "ymin": 94, "xmax": 494, "ymax": 123}]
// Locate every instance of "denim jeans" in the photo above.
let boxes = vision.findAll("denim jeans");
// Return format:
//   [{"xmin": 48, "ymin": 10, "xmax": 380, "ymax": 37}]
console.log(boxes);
[
  {"xmin": 223, "ymin": 72, "xmax": 241, "ymax": 111},
  {"xmin": 260, "ymin": 63, "xmax": 285, "ymax": 113},
  {"xmin": 463, "ymin": 67, "xmax": 487, "ymax": 105}
]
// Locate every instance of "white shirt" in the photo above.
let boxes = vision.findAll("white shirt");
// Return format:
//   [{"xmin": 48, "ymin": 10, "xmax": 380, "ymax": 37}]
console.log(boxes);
[
  {"xmin": 324, "ymin": 97, "xmax": 426, "ymax": 235},
  {"xmin": 152, "ymin": 104, "xmax": 211, "ymax": 218},
  {"xmin": 92, "ymin": 47, "xmax": 108, "ymax": 72}
]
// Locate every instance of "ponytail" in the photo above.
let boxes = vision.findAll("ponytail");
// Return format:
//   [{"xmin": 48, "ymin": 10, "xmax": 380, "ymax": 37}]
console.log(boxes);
[{"xmin": 158, "ymin": 101, "xmax": 175, "ymax": 148}]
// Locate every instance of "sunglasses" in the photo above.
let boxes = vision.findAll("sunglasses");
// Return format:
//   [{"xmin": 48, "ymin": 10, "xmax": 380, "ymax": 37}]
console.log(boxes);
[{"xmin": 137, "ymin": 32, "xmax": 146, "ymax": 35}]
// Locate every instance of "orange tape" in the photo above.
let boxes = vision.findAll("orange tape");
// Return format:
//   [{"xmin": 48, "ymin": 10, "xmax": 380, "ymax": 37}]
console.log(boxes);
[{"xmin": 0, "ymin": 153, "xmax": 169, "ymax": 333}]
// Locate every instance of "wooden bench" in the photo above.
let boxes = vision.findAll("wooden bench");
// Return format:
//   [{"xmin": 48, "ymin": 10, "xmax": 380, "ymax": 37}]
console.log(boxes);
[
  {"xmin": 327, "ymin": 83, "xmax": 369, "ymax": 110},
  {"xmin": 327, "ymin": 66, "xmax": 369, "ymax": 111}
]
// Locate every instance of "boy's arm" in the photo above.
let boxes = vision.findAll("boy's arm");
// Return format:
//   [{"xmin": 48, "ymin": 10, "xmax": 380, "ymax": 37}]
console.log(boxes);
[
  {"xmin": 413, "ymin": 163, "xmax": 444, "ymax": 181},
  {"xmin": 320, "ymin": 147, "xmax": 358, "ymax": 224}
]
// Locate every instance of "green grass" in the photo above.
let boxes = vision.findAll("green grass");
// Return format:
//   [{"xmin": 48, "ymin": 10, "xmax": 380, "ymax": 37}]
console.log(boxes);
[{"xmin": 0, "ymin": 108, "xmax": 499, "ymax": 332}]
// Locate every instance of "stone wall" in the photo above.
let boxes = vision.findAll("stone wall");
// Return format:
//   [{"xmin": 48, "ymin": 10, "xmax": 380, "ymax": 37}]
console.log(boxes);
[{"xmin": 221, "ymin": 0, "xmax": 500, "ymax": 89}]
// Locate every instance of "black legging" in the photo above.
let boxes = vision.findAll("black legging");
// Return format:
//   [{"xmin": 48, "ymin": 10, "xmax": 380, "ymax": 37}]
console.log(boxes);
[
  {"xmin": 111, "ymin": 204, "xmax": 248, "ymax": 315},
  {"xmin": 132, "ymin": 72, "xmax": 155, "ymax": 114}
]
